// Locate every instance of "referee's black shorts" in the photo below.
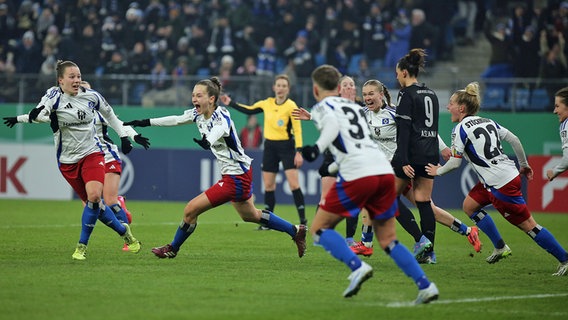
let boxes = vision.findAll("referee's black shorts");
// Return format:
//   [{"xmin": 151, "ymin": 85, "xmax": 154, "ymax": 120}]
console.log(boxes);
[{"xmin": 262, "ymin": 139, "xmax": 296, "ymax": 172}]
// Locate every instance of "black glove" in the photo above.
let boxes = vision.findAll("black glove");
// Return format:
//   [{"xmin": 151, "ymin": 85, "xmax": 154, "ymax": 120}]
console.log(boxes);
[
  {"xmin": 123, "ymin": 119, "xmax": 150, "ymax": 127},
  {"xmin": 3, "ymin": 117, "xmax": 17, "ymax": 128},
  {"xmin": 121, "ymin": 136, "xmax": 133, "ymax": 154},
  {"xmin": 28, "ymin": 105, "xmax": 45, "ymax": 122},
  {"xmin": 134, "ymin": 134, "xmax": 150, "ymax": 150},
  {"xmin": 193, "ymin": 134, "xmax": 211, "ymax": 150},
  {"xmin": 302, "ymin": 145, "xmax": 320, "ymax": 162}
]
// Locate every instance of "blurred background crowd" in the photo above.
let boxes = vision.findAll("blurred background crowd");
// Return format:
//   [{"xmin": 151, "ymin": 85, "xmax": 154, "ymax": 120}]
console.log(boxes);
[{"xmin": 0, "ymin": 0, "xmax": 566, "ymax": 109}]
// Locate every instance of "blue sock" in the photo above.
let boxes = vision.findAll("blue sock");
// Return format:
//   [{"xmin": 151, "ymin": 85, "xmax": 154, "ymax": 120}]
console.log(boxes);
[
  {"xmin": 451, "ymin": 218, "xmax": 468, "ymax": 235},
  {"xmin": 361, "ymin": 225, "xmax": 374, "ymax": 243},
  {"xmin": 110, "ymin": 203, "xmax": 128, "ymax": 224},
  {"xmin": 171, "ymin": 222, "xmax": 197, "ymax": 251},
  {"xmin": 316, "ymin": 229, "xmax": 362, "ymax": 271},
  {"xmin": 386, "ymin": 240, "xmax": 430, "ymax": 290},
  {"xmin": 259, "ymin": 210, "xmax": 295, "ymax": 237},
  {"xmin": 529, "ymin": 226, "xmax": 568, "ymax": 262},
  {"xmin": 79, "ymin": 201, "xmax": 100, "ymax": 245},
  {"xmin": 470, "ymin": 210, "xmax": 504, "ymax": 248},
  {"xmin": 98, "ymin": 205, "xmax": 127, "ymax": 235}
]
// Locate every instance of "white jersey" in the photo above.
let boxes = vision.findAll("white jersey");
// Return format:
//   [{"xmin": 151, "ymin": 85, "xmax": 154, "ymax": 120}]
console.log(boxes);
[
  {"xmin": 24, "ymin": 86, "xmax": 126, "ymax": 164},
  {"xmin": 311, "ymin": 96, "xmax": 393, "ymax": 181},
  {"xmin": 365, "ymin": 105, "xmax": 397, "ymax": 161},
  {"xmin": 149, "ymin": 106, "xmax": 252, "ymax": 175},
  {"xmin": 551, "ymin": 118, "xmax": 568, "ymax": 176},
  {"xmin": 450, "ymin": 115, "xmax": 518, "ymax": 188}
]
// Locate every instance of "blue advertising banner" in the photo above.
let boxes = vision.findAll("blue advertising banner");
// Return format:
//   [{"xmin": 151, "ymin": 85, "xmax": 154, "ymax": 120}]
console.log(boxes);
[{"xmin": 118, "ymin": 148, "xmax": 526, "ymax": 210}]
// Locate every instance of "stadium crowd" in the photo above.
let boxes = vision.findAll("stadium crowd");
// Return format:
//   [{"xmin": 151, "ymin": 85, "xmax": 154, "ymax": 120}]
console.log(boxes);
[{"xmin": 0, "ymin": 0, "xmax": 567, "ymax": 105}]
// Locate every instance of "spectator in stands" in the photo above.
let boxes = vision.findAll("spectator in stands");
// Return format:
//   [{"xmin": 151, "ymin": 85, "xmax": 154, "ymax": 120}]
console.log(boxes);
[
  {"xmin": 361, "ymin": 3, "xmax": 389, "ymax": 72},
  {"xmin": 539, "ymin": 30, "xmax": 567, "ymax": 109},
  {"xmin": 240, "ymin": 114, "xmax": 263, "ymax": 150},
  {"xmin": 513, "ymin": 26, "xmax": 540, "ymax": 81},
  {"xmin": 284, "ymin": 30, "xmax": 315, "ymax": 79},
  {"xmin": 255, "ymin": 36, "xmax": 277, "ymax": 99},
  {"xmin": 409, "ymin": 9, "xmax": 438, "ymax": 65},
  {"xmin": 481, "ymin": 18, "xmax": 515, "ymax": 97},
  {"xmin": 105, "ymin": 50, "xmax": 129, "ymax": 104},
  {"xmin": 384, "ymin": 9, "xmax": 411, "ymax": 69},
  {"xmin": 14, "ymin": 30, "xmax": 42, "ymax": 74}
]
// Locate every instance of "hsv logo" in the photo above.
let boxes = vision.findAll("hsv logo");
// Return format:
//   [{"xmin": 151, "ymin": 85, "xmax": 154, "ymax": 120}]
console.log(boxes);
[
  {"xmin": 0, "ymin": 156, "xmax": 27, "ymax": 193},
  {"xmin": 527, "ymin": 156, "xmax": 568, "ymax": 213}
]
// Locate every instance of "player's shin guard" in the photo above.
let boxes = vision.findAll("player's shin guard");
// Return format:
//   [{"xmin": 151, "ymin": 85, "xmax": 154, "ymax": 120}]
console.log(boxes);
[
  {"xmin": 528, "ymin": 225, "xmax": 568, "ymax": 262},
  {"xmin": 385, "ymin": 240, "xmax": 430, "ymax": 289},
  {"xmin": 79, "ymin": 201, "xmax": 100, "ymax": 244},
  {"xmin": 259, "ymin": 209, "xmax": 295, "ymax": 237},
  {"xmin": 171, "ymin": 221, "xmax": 196, "ymax": 251},
  {"xmin": 98, "ymin": 205, "xmax": 127, "ymax": 235},
  {"xmin": 396, "ymin": 197, "xmax": 422, "ymax": 242},
  {"xmin": 470, "ymin": 210, "xmax": 505, "ymax": 248},
  {"xmin": 416, "ymin": 201, "xmax": 436, "ymax": 244},
  {"xmin": 110, "ymin": 203, "xmax": 128, "ymax": 224},
  {"xmin": 316, "ymin": 229, "xmax": 362, "ymax": 271},
  {"xmin": 450, "ymin": 218, "xmax": 469, "ymax": 235}
]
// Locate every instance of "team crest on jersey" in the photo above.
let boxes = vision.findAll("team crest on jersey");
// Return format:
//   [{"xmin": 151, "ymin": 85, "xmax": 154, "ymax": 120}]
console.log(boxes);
[
  {"xmin": 77, "ymin": 110, "xmax": 87, "ymax": 120},
  {"xmin": 374, "ymin": 127, "xmax": 381, "ymax": 136}
]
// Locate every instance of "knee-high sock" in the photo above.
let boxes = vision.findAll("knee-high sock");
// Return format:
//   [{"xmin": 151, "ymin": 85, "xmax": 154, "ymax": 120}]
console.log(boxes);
[
  {"xmin": 98, "ymin": 205, "xmax": 127, "ymax": 235},
  {"xmin": 171, "ymin": 221, "xmax": 197, "ymax": 251},
  {"xmin": 110, "ymin": 203, "xmax": 128, "ymax": 224},
  {"xmin": 396, "ymin": 197, "xmax": 422, "ymax": 242},
  {"xmin": 259, "ymin": 210, "xmax": 296, "ymax": 237},
  {"xmin": 529, "ymin": 225, "xmax": 568, "ymax": 262},
  {"xmin": 450, "ymin": 218, "xmax": 469, "ymax": 235},
  {"xmin": 345, "ymin": 216, "xmax": 358, "ymax": 239},
  {"xmin": 264, "ymin": 191, "xmax": 275, "ymax": 213},
  {"xmin": 292, "ymin": 188, "xmax": 306, "ymax": 224},
  {"xmin": 470, "ymin": 210, "xmax": 505, "ymax": 249},
  {"xmin": 361, "ymin": 225, "xmax": 374, "ymax": 243},
  {"xmin": 315, "ymin": 229, "xmax": 362, "ymax": 271},
  {"xmin": 385, "ymin": 240, "xmax": 431, "ymax": 290},
  {"xmin": 79, "ymin": 201, "xmax": 100, "ymax": 245},
  {"xmin": 416, "ymin": 201, "xmax": 436, "ymax": 245}
]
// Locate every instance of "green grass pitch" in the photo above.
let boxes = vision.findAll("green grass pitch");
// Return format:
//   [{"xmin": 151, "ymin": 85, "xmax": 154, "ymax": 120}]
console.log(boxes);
[{"xmin": 1, "ymin": 199, "xmax": 567, "ymax": 320}]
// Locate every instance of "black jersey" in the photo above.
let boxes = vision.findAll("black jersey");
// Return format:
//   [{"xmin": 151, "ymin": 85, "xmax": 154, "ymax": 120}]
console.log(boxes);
[{"xmin": 392, "ymin": 83, "xmax": 439, "ymax": 167}]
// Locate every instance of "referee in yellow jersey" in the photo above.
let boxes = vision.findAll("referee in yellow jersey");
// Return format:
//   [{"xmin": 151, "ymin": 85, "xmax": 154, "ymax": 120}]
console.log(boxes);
[{"xmin": 220, "ymin": 74, "xmax": 307, "ymax": 227}]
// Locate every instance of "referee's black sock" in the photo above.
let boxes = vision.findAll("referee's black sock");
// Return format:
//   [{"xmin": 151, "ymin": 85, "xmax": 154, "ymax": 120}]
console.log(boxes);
[
  {"xmin": 292, "ymin": 188, "xmax": 307, "ymax": 225},
  {"xmin": 264, "ymin": 190, "xmax": 275, "ymax": 213}
]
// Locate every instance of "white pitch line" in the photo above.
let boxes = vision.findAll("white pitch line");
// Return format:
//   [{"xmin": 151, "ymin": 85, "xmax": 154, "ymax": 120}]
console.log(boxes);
[{"xmin": 384, "ymin": 292, "xmax": 568, "ymax": 308}]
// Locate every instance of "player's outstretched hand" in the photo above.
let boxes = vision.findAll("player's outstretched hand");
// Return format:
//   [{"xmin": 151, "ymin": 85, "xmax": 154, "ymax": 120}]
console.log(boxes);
[
  {"xmin": 123, "ymin": 119, "xmax": 150, "ymax": 127},
  {"xmin": 121, "ymin": 136, "xmax": 133, "ymax": 154},
  {"xmin": 134, "ymin": 134, "xmax": 150, "ymax": 150},
  {"xmin": 292, "ymin": 108, "xmax": 311, "ymax": 121},
  {"xmin": 302, "ymin": 145, "xmax": 320, "ymax": 162},
  {"xmin": 3, "ymin": 117, "xmax": 17, "ymax": 128},
  {"xmin": 193, "ymin": 134, "xmax": 211, "ymax": 150}
]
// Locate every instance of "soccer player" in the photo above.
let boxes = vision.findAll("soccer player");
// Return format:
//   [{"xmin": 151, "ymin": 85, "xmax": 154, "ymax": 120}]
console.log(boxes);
[
  {"xmin": 3, "ymin": 60, "xmax": 142, "ymax": 260},
  {"xmin": 302, "ymin": 64, "xmax": 438, "ymax": 304},
  {"xmin": 391, "ymin": 48, "xmax": 440, "ymax": 264},
  {"xmin": 351, "ymin": 79, "xmax": 481, "ymax": 259},
  {"xmin": 4, "ymin": 80, "xmax": 149, "ymax": 251},
  {"xmin": 219, "ymin": 74, "xmax": 307, "ymax": 227},
  {"xmin": 123, "ymin": 77, "xmax": 307, "ymax": 259},
  {"xmin": 426, "ymin": 81, "xmax": 568, "ymax": 275},
  {"xmin": 547, "ymin": 87, "xmax": 568, "ymax": 181}
]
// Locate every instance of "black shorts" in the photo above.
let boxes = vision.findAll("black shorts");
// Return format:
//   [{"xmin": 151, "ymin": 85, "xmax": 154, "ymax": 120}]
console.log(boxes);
[
  {"xmin": 319, "ymin": 149, "xmax": 337, "ymax": 178},
  {"xmin": 262, "ymin": 139, "xmax": 296, "ymax": 172},
  {"xmin": 392, "ymin": 163, "xmax": 435, "ymax": 180}
]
